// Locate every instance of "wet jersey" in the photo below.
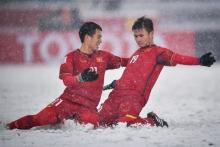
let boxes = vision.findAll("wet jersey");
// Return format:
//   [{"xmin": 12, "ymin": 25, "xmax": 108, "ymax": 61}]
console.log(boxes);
[
  {"xmin": 115, "ymin": 45, "xmax": 199, "ymax": 106},
  {"xmin": 59, "ymin": 49, "xmax": 128, "ymax": 109}
]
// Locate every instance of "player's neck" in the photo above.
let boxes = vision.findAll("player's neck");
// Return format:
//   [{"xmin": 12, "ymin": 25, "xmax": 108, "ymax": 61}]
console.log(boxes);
[
  {"xmin": 79, "ymin": 44, "xmax": 94, "ymax": 55},
  {"xmin": 141, "ymin": 41, "xmax": 154, "ymax": 49}
]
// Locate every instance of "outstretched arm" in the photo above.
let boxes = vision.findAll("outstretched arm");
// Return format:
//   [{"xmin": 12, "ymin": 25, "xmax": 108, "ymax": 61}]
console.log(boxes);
[
  {"xmin": 170, "ymin": 53, "xmax": 199, "ymax": 65},
  {"xmin": 157, "ymin": 49, "xmax": 216, "ymax": 67},
  {"xmin": 171, "ymin": 52, "xmax": 216, "ymax": 66}
]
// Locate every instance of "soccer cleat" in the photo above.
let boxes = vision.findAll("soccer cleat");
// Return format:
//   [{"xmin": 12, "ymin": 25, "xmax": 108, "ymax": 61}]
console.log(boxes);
[{"xmin": 147, "ymin": 112, "xmax": 168, "ymax": 127}]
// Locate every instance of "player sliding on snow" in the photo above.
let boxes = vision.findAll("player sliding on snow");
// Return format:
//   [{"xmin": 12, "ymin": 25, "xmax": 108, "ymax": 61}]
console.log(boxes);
[
  {"xmin": 99, "ymin": 16, "xmax": 216, "ymax": 127},
  {"xmin": 7, "ymin": 22, "xmax": 128, "ymax": 129}
]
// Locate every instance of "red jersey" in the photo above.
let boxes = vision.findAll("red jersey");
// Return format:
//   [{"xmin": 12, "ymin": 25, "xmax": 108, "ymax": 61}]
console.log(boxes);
[
  {"xmin": 115, "ymin": 45, "xmax": 199, "ymax": 106},
  {"xmin": 59, "ymin": 49, "xmax": 128, "ymax": 109}
]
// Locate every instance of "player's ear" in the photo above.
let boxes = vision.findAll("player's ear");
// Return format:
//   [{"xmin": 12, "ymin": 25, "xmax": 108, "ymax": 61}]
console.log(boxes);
[
  {"xmin": 84, "ymin": 34, "xmax": 91, "ymax": 42},
  {"xmin": 149, "ymin": 31, "xmax": 154, "ymax": 41},
  {"xmin": 149, "ymin": 30, "xmax": 154, "ymax": 36}
]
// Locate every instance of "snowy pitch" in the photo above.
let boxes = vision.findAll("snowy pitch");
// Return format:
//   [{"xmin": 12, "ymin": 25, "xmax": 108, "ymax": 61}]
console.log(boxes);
[{"xmin": 0, "ymin": 64, "xmax": 220, "ymax": 147}]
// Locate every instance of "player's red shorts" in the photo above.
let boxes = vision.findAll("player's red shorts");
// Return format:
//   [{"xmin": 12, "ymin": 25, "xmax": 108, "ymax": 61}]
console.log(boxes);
[{"xmin": 36, "ymin": 97, "xmax": 99, "ymax": 126}]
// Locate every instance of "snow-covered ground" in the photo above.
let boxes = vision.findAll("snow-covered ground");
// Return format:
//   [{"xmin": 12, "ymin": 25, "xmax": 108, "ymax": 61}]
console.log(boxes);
[{"xmin": 0, "ymin": 64, "xmax": 220, "ymax": 147}]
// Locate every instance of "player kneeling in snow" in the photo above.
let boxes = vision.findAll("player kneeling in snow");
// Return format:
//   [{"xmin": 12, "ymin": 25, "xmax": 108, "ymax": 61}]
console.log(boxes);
[
  {"xmin": 99, "ymin": 16, "xmax": 216, "ymax": 128},
  {"xmin": 7, "ymin": 22, "xmax": 128, "ymax": 129}
]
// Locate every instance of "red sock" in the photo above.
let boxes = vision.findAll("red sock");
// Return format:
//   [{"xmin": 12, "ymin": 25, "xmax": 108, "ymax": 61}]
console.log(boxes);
[
  {"xmin": 8, "ymin": 115, "xmax": 34, "ymax": 129},
  {"xmin": 8, "ymin": 107, "xmax": 58, "ymax": 130}
]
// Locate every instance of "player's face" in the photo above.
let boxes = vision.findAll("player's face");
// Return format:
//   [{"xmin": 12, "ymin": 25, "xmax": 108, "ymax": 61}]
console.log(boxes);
[
  {"xmin": 88, "ymin": 29, "xmax": 102, "ymax": 52},
  {"xmin": 133, "ymin": 28, "xmax": 153, "ymax": 48}
]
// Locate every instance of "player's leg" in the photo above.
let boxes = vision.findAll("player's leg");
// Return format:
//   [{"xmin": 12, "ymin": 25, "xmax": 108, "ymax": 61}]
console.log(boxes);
[
  {"xmin": 7, "ymin": 97, "xmax": 68, "ymax": 130},
  {"xmin": 117, "ymin": 98, "xmax": 145, "ymax": 125},
  {"xmin": 32, "ymin": 106, "xmax": 58, "ymax": 126},
  {"xmin": 117, "ymin": 114, "xmax": 155, "ymax": 126},
  {"xmin": 33, "ymin": 98, "xmax": 87, "ymax": 127},
  {"xmin": 7, "ymin": 115, "xmax": 34, "ymax": 129},
  {"xmin": 98, "ymin": 96, "xmax": 120, "ymax": 126},
  {"xmin": 116, "ymin": 95, "xmax": 158, "ymax": 126},
  {"xmin": 7, "ymin": 106, "xmax": 58, "ymax": 130},
  {"xmin": 76, "ymin": 107, "xmax": 99, "ymax": 127},
  {"xmin": 117, "ymin": 100, "xmax": 168, "ymax": 127},
  {"xmin": 32, "ymin": 97, "xmax": 80, "ymax": 127},
  {"xmin": 118, "ymin": 112, "xmax": 169, "ymax": 127}
]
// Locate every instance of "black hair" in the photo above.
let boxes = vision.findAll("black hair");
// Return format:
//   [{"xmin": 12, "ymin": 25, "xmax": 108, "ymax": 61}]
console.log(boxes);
[
  {"xmin": 79, "ymin": 22, "xmax": 102, "ymax": 43},
  {"xmin": 132, "ymin": 16, "xmax": 154, "ymax": 33}
]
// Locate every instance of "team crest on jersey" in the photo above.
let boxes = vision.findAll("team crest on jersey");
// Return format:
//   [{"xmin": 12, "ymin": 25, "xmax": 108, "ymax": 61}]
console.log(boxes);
[{"xmin": 96, "ymin": 57, "xmax": 104, "ymax": 63}]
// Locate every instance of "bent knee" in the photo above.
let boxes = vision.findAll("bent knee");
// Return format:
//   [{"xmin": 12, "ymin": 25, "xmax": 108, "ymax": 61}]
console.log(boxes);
[{"xmin": 77, "ymin": 111, "xmax": 99, "ymax": 126}]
